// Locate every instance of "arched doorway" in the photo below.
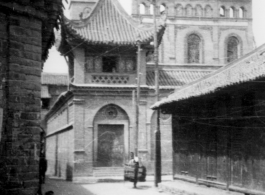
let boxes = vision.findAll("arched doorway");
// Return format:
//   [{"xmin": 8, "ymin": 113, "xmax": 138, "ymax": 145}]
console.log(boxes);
[{"xmin": 93, "ymin": 104, "xmax": 129, "ymax": 167}]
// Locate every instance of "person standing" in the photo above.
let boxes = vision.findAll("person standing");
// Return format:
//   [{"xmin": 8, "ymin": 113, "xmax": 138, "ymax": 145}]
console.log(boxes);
[
  {"xmin": 40, "ymin": 156, "xmax": 47, "ymax": 184},
  {"xmin": 133, "ymin": 156, "xmax": 139, "ymax": 188}
]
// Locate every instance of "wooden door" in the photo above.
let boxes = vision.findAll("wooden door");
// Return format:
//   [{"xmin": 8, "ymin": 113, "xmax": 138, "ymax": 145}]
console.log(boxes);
[{"xmin": 97, "ymin": 125, "xmax": 124, "ymax": 167}]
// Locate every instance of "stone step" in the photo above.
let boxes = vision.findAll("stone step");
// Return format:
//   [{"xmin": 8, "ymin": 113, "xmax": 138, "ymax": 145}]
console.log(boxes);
[
  {"xmin": 93, "ymin": 167, "xmax": 124, "ymax": 170},
  {"xmin": 93, "ymin": 167, "xmax": 124, "ymax": 177}
]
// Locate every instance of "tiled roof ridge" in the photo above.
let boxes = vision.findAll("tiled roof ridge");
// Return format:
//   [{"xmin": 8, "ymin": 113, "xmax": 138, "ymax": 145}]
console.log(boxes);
[
  {"xmin": 151, "ymin": 43, "xmax": 265, "ymax": 109},
  {"xmin": 62, "ymin": 0, "xmax": 166, "ymax": 45},
  {"xmin": 67, "ymin": 0, "xmax": 153, "ymax": 30},
  {"xmin": 42, "ymin": 72, "xmax": 68, "ymax": 76},
  {"xmin": 41, "ymin": 72, "xmax": 68, "ymax": 85}
]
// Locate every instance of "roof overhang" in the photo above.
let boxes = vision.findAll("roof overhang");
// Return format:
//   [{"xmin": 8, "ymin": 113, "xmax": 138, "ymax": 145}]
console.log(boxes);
[{"xmin": 151, "ymin": 44, "xmax": 265, "ymax": 110}]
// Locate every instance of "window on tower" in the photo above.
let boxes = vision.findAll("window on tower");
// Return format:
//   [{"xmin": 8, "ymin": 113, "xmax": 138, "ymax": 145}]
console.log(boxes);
[
  {"xmin": 227, "ymin": 36, "xmax": 239, "ymax": 63},
  {"xmin": 239, "ymin": 7, "xmax": 245, "ymax": 18},
  {"xmin": 150, "ymin": 4, "xmax": 154, "ymax": 15},
  {"xmin": 160, "ymin": 4, "xmax": 166, "ymax": 15},
  {"xmin": 220, "ymin": 6, "xmax": 225, "ymax": 17},
  {"xmin": 230, "ymin": 7, "xmax": 235, "ymax": 18},
  {"xmin": 187, "ymin": 34, "xmax": 201, "ymax": 63},
  {"xmin": 140, "ymin": 3, "xmax": 145, "ymax": 14}
]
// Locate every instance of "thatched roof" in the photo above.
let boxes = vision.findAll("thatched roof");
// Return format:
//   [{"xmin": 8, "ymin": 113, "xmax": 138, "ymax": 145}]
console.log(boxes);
[{"xmin": 152, "ymin": 44, "xmax": 265, "ymax": 109}]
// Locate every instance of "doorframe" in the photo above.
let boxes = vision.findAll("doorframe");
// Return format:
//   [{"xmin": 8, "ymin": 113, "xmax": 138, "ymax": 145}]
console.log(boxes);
[{"xmin": 93, "ymin": 120, "xmax": 129, "ymax": 167}]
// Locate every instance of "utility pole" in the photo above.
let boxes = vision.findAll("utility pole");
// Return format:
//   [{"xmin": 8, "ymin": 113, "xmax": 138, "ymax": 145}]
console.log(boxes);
[
  {"xmin": 135, "ymin": 41, "xmax": 142, "ymax": 157},
  {"xmin": 152, "ymin": 0, "xmax": 162, "ymax": 187}
]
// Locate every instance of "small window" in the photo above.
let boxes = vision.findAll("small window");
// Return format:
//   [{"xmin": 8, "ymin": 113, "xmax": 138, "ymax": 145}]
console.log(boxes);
[
  {"xmin": 220, "ymin": 6, "xmax": 225, "ymax": 17},
  {"xmin": 242, "ymin": 92, "xmax": 255, "ymax": 116},
  {"xmin": 150, "ymin": 4, "xmax": 154, "ymax": 15},
  {"xmin": 102, "ymin": 56, "xmax": 117, "ymax": 73},
  {"xmin": 187, "ymin": 34, "xmax": 201, "ymax": 63},
  {"xmin": 186, "ymin": 5, "xmax": 193, "ymax": 16},
  {"xmin": 239, "ymin": 7, "xmax": 244, "ymax": 18},
  {"xmin": 205, "ymin": 5, "xmax": 213, "ymax": 17},
  {"xmin": 140, "ymin": 3, "xmax": 145, "ymax": 14},
  {"xmin": 227, "ymin": 36, "xmax": 239, "ymax": 63},
  {"xmin": 160, "ymin": 4, "xmax": 166, "ymax": 15},
  {"xmin": 230, "ymin": 7, "xmax": 235, "ymax": 18},
  {"xmin": 176, "ymin": 4, "xmax": 183, "ymax": 16},
  {"xmin": 195, "ymin": 5, "xmax": 203, "ymax": 17},
  {"xmin": 41, "ymin": 98, "xmax": 50, "ymax": 110}
]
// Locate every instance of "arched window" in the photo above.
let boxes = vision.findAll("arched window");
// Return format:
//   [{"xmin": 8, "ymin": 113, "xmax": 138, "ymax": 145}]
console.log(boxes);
[
  {"xmin": 176, "ymin": 4, "xmax": 183, "ymax": 16},
  {"xmin": 139, "ymin": 3, "xmax": 146, "ymax": 14},
  {"xmin": 220, "ymin": 6, "xmax": 225, "ymax": 17},
  {"xmin": 187, "ymin": 34, "xmax": 201, "ymax": 63},
  {"xmin": 150, "ymin": 4, "xmax": 154, "ymax": 15},
  {"xmin": 160, "ymin": 4, "xmax": 166, "ymax": 15},
  {"xmin": 186, "ymin": 5, "xmax": 193, "ymax": 16},
  {"xmin": 230, "ymin": 7, "xmax": 235, "ymax": 18},
  {"xmin": 205, "ymin": 5, "xmax": 213, "ymax": 17},
  {"xmin": 239, "ymin": 7, "xmax": 244, "ymax": 18},
  {"xmin": 227, "ymin": 36, "xmax": 239, "ymax": 63},
  {"xmin": 195, "ymin": 5, "xmax": 203, "ymax": 17}
]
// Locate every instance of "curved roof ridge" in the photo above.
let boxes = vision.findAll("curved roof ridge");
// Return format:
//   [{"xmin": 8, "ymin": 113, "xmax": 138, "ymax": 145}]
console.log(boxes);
[{"xmin": 61, "ymin": 0, "xmax": 166, "ymax": 46}]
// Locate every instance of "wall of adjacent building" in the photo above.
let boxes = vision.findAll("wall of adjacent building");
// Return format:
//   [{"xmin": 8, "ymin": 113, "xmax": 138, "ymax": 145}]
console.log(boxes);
[
  {"xmin": 133, "ymin": 0, "xmax": 255, "ymax": 65},
  {"xmin": 46, "ymin": 99, "xmax": 74, "ymax": 180},
  {"xmin": 45, "ymin": 88, "xmax": 174, "ymax": 180},
  {"xmin": 146, "ymin": 90, "xmax": 173, "ymax": 175},
  {"xmin": 170, "ymin": 82, "xmax": 265, "ymax": 192}
]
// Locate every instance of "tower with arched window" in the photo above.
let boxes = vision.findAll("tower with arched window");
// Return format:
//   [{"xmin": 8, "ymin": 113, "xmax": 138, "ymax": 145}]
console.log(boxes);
[{"xmin": 132, "ymin": 0, "xmax": 255, "ymax": 65}]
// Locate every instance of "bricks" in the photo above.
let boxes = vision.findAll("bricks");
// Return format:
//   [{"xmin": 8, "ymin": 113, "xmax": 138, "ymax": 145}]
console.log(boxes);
[
  {"xmin": 10, "ymin": 56, "xmax": 42, "ymax": 69},
  {"xmin": 0, "ymin": 11, "xmax": 42, "ymax": 194}
]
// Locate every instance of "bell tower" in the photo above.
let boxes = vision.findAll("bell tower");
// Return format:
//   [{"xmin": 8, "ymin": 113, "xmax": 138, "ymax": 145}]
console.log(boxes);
[{"xmin": 132, "ymin": 0, "xmax": 255, "ymax": 65}]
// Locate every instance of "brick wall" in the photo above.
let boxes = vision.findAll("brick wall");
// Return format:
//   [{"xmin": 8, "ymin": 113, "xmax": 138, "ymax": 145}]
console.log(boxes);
[
  {"xmin": 49, "ymin": 86, "xmax": 68, "ymax": 107},
  {"xmin": 47, "ymin": 102, "xmax": 73, "ymax": 135},
  {"xmin": 46, "ymin": 99, "xmax": 74, "ymax": 180},
  {"xmin": 0, "ymin": 13, "xmax": 7, "ymax": 141},
  {"xmin": 46, "ymin": 130, "xmax": 74, "ymax": 180},
  {"xmin": 133, "ymin": 0, "xmax": 254, "ymax": 65},
  {"xmin": 0, "ymin": 13, "xmax": 42, "ymax": 194}
]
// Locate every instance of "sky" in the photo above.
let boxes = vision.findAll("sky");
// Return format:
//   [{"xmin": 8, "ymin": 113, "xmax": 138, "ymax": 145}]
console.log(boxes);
[{"xmin": 43, "ymin": 0, "xmax": 265, "ymax": 73}]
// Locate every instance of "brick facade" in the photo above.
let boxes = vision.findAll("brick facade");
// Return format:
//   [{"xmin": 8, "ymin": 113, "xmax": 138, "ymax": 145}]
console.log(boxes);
[
  {"xmin": 46, "ymin": 94, "xmax": 74, "ymax": 180},
  {"xmin": 133, "ymin": 0, "xmax": 255, "ymax": 65},
  {"xmin": 46, "ymin": 87, "xmax": 174, "ymax": 180}
]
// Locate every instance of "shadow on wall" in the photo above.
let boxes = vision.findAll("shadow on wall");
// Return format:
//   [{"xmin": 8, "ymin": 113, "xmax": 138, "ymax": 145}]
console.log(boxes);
[{"xmin": 66, "ymin": 163, "xmax": 73, "ymax": 181}]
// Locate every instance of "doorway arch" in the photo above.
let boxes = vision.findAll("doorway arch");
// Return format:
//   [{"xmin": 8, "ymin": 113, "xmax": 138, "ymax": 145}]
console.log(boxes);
[{"xmin": 93, "ymin": 104, "xmax": 129, "ymax": 167}]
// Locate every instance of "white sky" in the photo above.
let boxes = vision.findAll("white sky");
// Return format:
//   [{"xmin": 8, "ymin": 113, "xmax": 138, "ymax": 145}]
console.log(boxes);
[{"xmin": 43, "ymin": 0, "xmax": 265, "ymax": 73}]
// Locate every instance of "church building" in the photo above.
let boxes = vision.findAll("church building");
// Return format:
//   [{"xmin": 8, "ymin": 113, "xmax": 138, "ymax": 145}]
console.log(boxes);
[{"xmin": 45, "ymin": 0, "xmax": 255, "ymax": 182}]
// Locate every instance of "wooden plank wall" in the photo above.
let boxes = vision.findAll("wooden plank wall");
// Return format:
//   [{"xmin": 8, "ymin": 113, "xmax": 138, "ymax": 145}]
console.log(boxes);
[{"xmin": 172, "ymin": 93, "xmax": 265, "ymax": 192}]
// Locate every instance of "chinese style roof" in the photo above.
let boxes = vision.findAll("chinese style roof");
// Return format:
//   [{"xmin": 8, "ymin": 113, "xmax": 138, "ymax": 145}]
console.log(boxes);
[
  {"xmin": 152, "ymin": 44, "xmax": 265, "ymax": 109},
  {"xmin": 146, "ymin": 69, "xmax": 212, "ymax": 89},
  {"xmin": 41, "ymin": 73, "xmax": 68, "ymax": 85},
  {"xmin": 61, "ymin": 0, "xmax": 166, "ymax": 46}
]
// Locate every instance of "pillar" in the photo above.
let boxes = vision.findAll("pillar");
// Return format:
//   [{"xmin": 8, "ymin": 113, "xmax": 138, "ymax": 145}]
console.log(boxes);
[
  {"xmin": 0, "ymin": 13, "xmax": 42, "ymax": 195},
  {"xmin": 73, "ymin": 48, "xmax": 86, "ymax": 84}
]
